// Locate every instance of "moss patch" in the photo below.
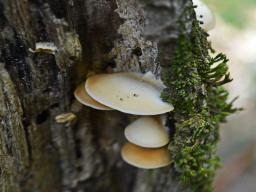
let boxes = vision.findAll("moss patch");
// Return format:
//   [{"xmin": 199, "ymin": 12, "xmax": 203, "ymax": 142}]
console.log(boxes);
[{"xmin": 161, "ymin": 4, "xmax": 239, "ymax": 192}]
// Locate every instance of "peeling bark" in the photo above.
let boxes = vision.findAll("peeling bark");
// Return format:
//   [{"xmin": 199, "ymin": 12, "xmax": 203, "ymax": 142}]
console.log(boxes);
[{"xmin": 0, "ymin": 0, "xmax": 188, "ymax": 191}]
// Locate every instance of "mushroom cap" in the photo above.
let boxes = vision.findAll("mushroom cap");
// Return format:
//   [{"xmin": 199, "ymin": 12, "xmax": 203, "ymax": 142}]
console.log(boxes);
[
  {"xmin": 85, "ymin": 72, "xmax": 174, "ymax": 115},
  {"xmin": 124, "ymin": 116, "xmax": 169, "ymax": 148},
  {"xmin": 121, "ymin": 142, "xmax": 171, "ymax": 169},
  {"xmin": 74, "ymin": 83, "xmax": 112, "ymax": 110},
  {"xmin": 141, "ymin": 71, "xmax": 165, "ymax": 89},
  {"xmin": 193, "ymin": 0, "xmax": 215, "ymax": 31}
]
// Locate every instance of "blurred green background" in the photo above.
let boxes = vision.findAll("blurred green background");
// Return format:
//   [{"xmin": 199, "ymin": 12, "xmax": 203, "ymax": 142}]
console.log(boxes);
[
  {"xmin": 206, "ymin": 0, "xmax": 256, "ymax": 28},
  {"xmin": 203, "ymin": 0, "xmax": 256, "ymax": 192}
]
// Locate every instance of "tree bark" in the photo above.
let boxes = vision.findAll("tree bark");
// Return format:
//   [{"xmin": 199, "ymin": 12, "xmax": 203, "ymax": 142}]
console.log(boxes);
[{"xmin": 0, "ymin": 0, "xmax": 188, "ymax": 191}]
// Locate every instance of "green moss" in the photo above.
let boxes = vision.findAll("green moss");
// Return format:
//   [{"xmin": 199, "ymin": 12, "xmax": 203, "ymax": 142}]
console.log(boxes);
[{"xmin": 161, "ymin": 3, "xmax": 239, "ymax": 192}]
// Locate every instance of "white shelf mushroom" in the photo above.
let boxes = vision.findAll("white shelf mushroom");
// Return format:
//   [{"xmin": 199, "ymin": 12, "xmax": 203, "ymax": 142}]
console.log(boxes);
[
  {"xmin": 121, "ymin": 142, "xmax": 171, "ymax": 169},
  {"xmin": 192, "ymin": 0, "xmax": 215, "ymax": 31},
  {"xmin": 141, "ymin": 71, "xmax": 165, "ymax": 90},
  {"xmin": 85, "ymin": 72, "xmax": 174, "ymax": 115},
  {"xmin": 74, "ymin": 83, "xmax": 112, "ymax": 110},
  {"xmin": 124, "ymin": 116, "xmax": 170, "ymax": 148}
]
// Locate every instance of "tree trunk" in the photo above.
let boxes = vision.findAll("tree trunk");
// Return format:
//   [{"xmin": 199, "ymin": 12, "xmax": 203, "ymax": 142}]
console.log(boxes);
[{"xmin": 0, "ymin": 0, "xmax": 189, "ymax": 191}]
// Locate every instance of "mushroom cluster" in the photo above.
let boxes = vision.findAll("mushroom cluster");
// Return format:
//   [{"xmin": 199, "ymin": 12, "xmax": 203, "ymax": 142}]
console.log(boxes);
[
  {"xmin": 74, "ymin": 71, "xmax": 174, "ymax": 169},
  {"xmin": 122, "ymin": 115, "xmax": 171, "ymax": 169}
]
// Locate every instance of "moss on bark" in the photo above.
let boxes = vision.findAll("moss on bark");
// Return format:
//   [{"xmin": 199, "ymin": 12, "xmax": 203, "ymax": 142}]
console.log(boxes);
[{"xmin": 161, "ymin": 3, "xmax": 239, "ymax": 192}]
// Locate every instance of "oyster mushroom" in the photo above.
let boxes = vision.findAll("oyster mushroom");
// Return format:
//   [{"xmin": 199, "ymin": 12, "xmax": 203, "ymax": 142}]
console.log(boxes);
[
  {"xmin": 121, "ymin": 142, "xmax": 171, "ymax": 169},
  {"xmin": 85, "ymin": 72, "xmax": 174, "ymax": 115},
  {"xmin": 74, "ymin": 83, "xmax": 112, "ymax": 110},
  {"xmin": 124, "ymin": 116, "xmax": 169, "ymax": 148}
]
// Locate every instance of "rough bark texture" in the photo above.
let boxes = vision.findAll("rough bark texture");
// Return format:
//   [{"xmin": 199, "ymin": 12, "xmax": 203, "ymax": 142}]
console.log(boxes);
[{"xmin": 0, "ymin": 0, "xmax": 188, "ymax": 191}]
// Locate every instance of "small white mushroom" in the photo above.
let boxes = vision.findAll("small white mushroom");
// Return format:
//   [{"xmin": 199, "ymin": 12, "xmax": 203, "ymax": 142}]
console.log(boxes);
[
  {"xmin": 124, "ymin": 116, "xmax": 169, "ymax": 148},
  {"xmin": 121, "ymin": 142, "xmax": 171, "ymax": 169},
  {"xmin": 55, "ymin": 112, "xmax": 77, "ymax": 124},
  {"xmin": 74, "ymin": 83, "xmax": 112, "ymax": 110},
  {"xmin": 85, "ymin": 72, "xmax": 174, "ymax": 115},
  {"xmin": 29, "ymin": 42, "xmax": 58, "ymax": 54},
  {"xmin": 192, "ymin": 0, "xmax": 215, "ymax": 31}
]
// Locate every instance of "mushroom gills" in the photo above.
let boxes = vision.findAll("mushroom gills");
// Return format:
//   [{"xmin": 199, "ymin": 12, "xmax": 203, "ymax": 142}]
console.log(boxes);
[{"xmin": 74, "ymin": 83, "xmax": 112, "ymax": 110}]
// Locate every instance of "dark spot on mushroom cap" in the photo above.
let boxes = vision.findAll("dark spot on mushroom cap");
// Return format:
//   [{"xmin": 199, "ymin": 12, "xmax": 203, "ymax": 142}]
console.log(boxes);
[
  {"xmin": 200, "ymin": 15, "xmax": 203, "ymax": 18},
  {"xmin": 133, "ymin": 93, "xmax": 139, "ymax": 97},
  {"xmin": 199, "ymin": 21, "xmax": 204, "ymax": 25},
  {"xmin": 120, "ymin": 98, "xmax": 123, "ymax": 101}
]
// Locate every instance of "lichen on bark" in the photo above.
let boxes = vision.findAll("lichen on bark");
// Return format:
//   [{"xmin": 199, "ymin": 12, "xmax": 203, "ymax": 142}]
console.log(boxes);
[{"xmin": 161, "ymin": 3, "xmax": 239, "ymax": 192}]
